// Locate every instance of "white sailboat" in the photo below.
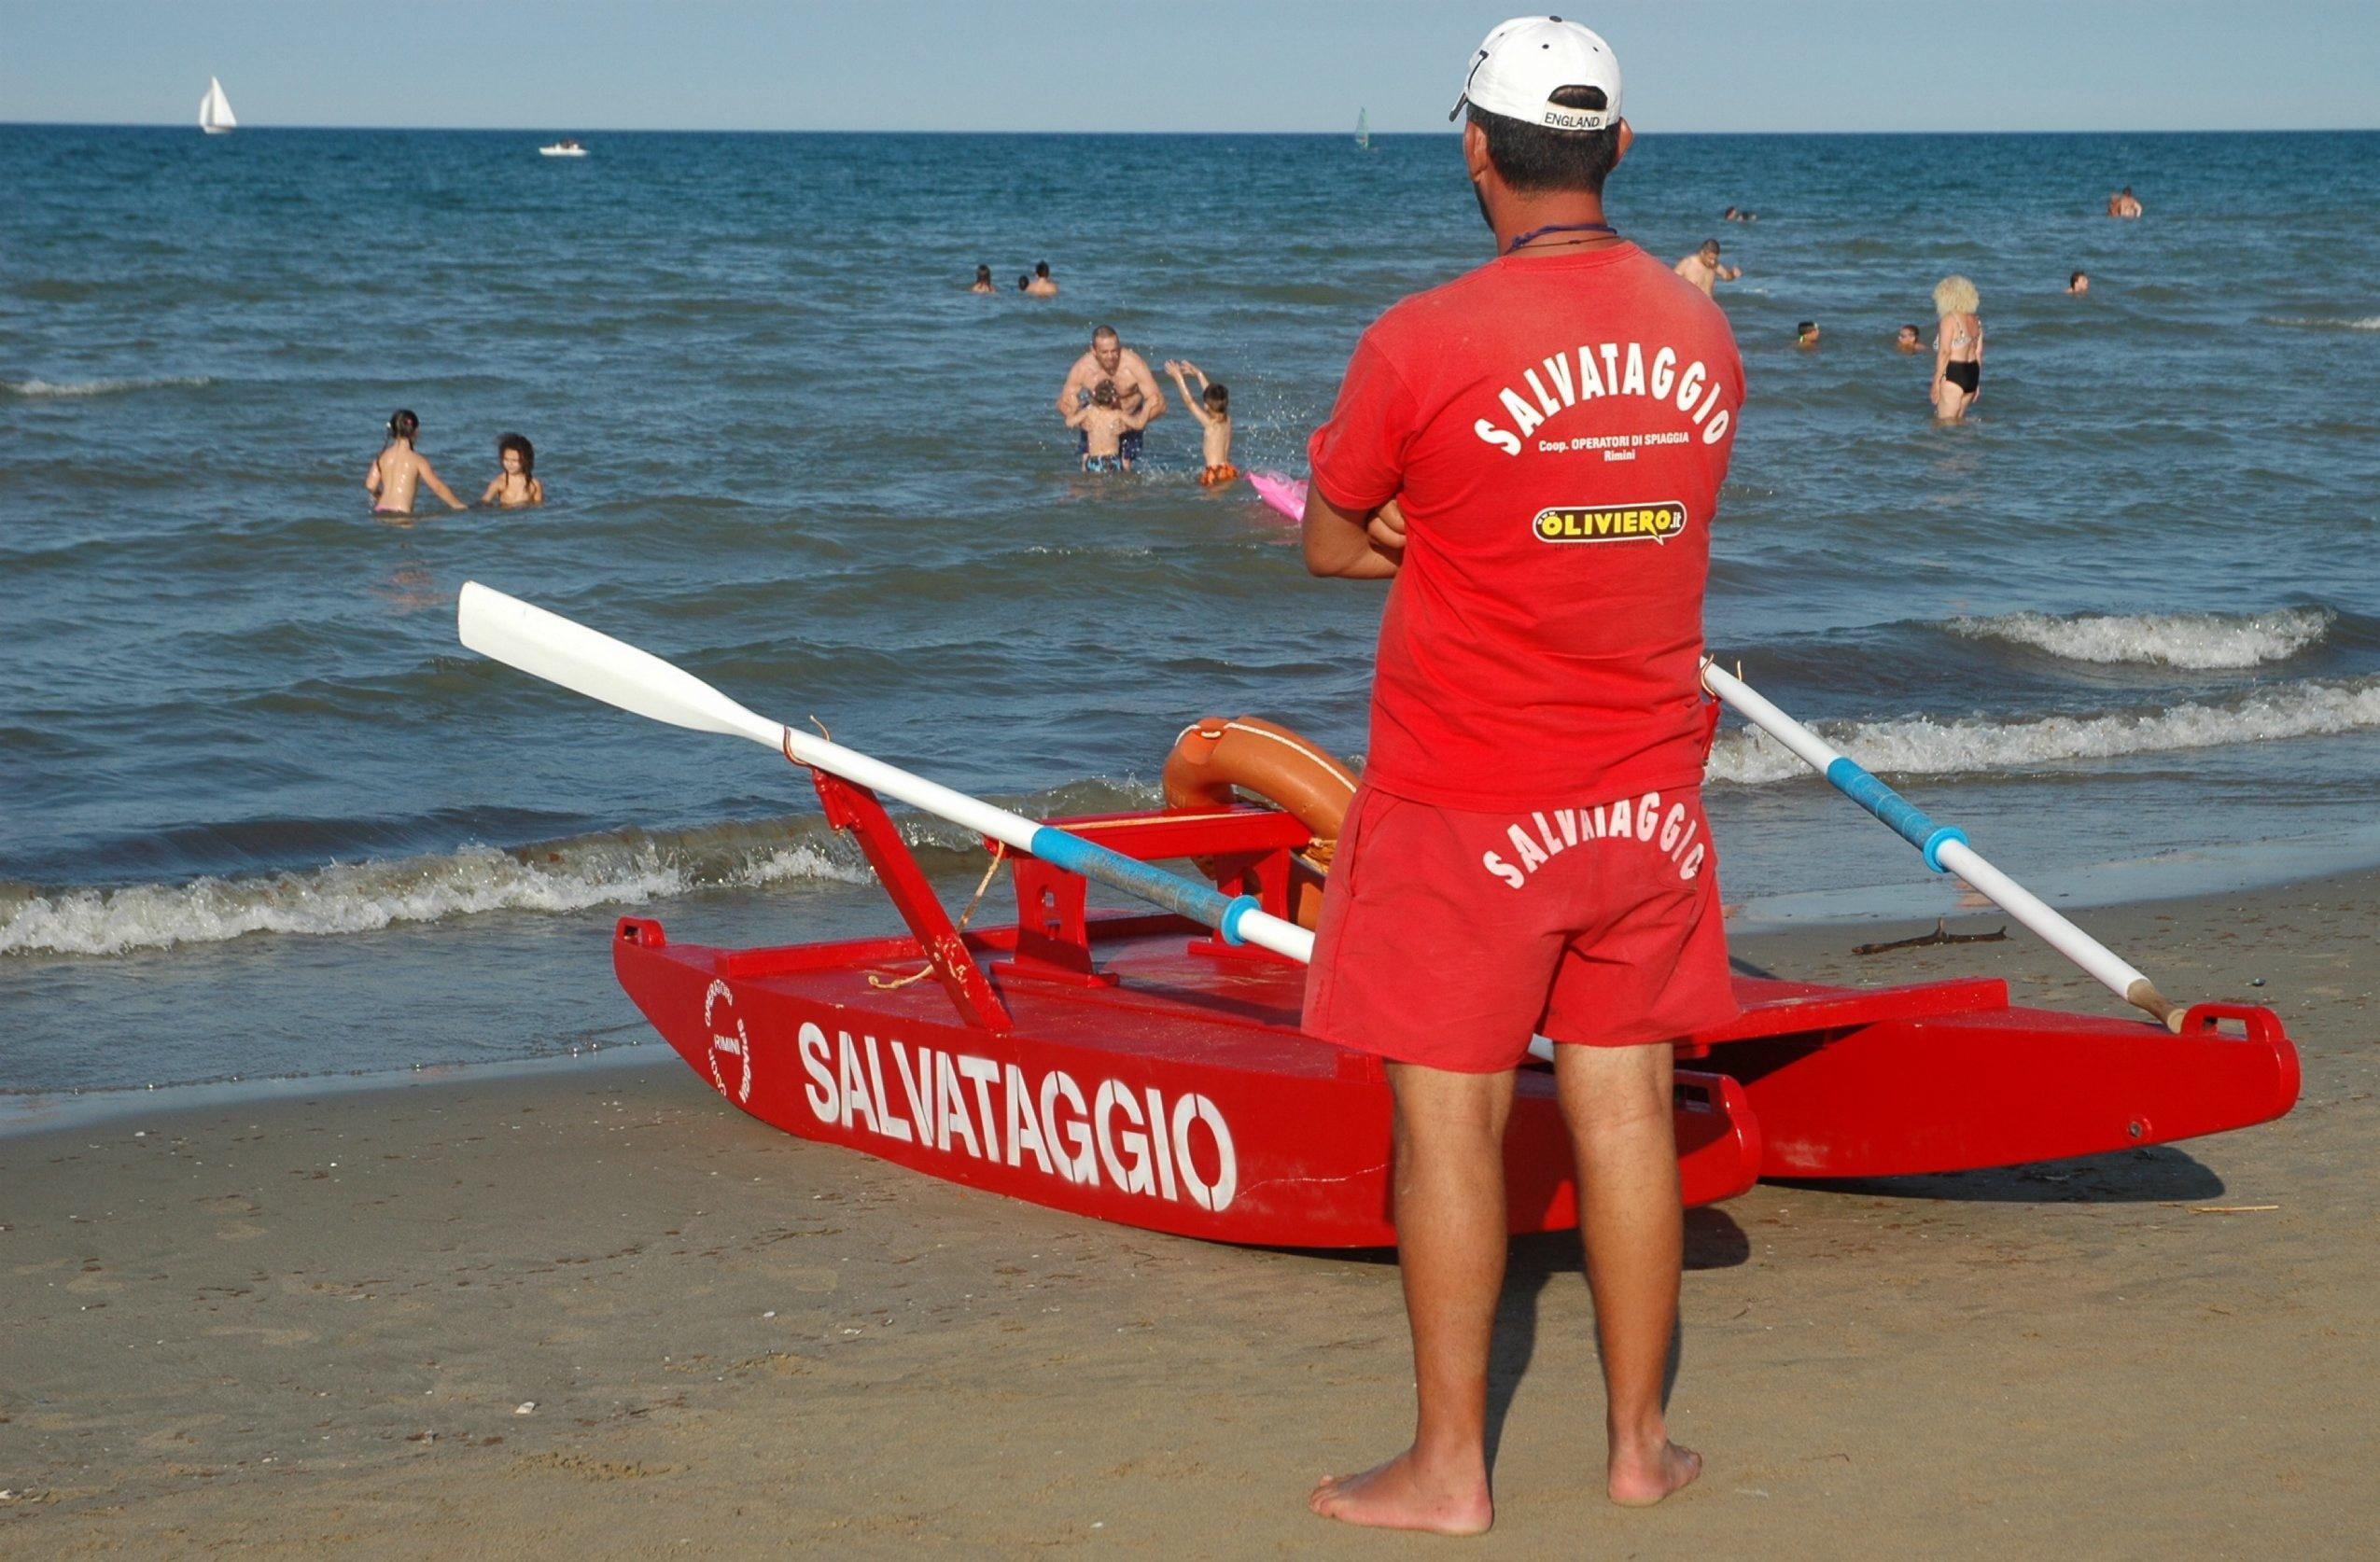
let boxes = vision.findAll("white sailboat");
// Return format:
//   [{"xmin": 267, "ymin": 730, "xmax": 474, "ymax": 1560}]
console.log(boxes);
[
  {"xmin": 1354, "ymin": 107, "xmax": 1372, "ymax": 152},
  {"xmin": 200, "ymin": 77, "xmax": 236, "ymax": 135}
]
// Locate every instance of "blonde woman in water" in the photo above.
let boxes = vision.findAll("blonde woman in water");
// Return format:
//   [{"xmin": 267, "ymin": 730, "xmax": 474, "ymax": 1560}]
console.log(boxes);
[{"xmin": 1931, "ymin": 275, "xmax": 1983, "ymax": 423}]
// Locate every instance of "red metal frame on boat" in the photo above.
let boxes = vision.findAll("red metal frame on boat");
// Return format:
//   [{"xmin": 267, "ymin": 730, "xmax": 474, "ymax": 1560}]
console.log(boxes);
[{"xmin": 613, "ymin": 784, "xmax": 2301, "ymax": 1248}]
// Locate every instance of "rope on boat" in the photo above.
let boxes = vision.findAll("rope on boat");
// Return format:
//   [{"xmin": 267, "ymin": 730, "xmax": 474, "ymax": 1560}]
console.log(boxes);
[{"xmin": 868, "ymin": 841, "xmax": 1008, "ymax": 992}]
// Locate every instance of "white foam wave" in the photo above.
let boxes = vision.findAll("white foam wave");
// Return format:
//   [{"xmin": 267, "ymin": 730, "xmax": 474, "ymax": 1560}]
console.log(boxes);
[
  {"xmin": 1951, "ymin": 607, "xmax": 2332, "ymax": 669},
  {"xmin": 1711, "ymin": 677, "xmax": 2380, "ymax": 786},
  {"xmin": 2, "ymin": 375, "xmax": 216, "ymax": 398},
  {"xmin": 2263, "ymin": 315, "xmax": 2380, "ymax": 332},
  {"xmin": 0, "ymin": 836, "xmax": 875, "ymax": 958}
]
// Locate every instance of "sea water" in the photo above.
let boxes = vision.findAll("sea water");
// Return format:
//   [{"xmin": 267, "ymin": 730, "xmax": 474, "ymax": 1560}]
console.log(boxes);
[{"xmin": 4, "ymin": 127, "xmax": 2377, "ymax": 1095}]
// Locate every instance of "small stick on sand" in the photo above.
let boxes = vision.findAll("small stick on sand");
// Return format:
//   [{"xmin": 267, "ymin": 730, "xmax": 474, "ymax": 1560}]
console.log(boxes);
[{"xmin": 1853, "ymin": 917, "xmax": 2009, "ymax": 956}]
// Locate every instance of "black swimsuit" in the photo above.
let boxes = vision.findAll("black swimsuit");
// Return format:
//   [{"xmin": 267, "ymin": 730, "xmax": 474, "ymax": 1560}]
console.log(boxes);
[{"xmin": 1944, "ymin": 360, "xmax": 1981, "ymax": 394}]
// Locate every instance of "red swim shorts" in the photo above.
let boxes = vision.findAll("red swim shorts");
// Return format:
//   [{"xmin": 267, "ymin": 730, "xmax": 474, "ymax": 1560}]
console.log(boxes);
[{"xmin": 1301, "ymin": 783, "xmax": 1737, "ymax": 1072}]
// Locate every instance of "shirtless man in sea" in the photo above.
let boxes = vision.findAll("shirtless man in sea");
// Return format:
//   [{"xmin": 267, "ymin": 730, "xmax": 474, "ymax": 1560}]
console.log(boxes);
[
  {"xmin": 2107, "ymin": 187, "xmax": 2143, "ymax": 218},
  {"xmin": 1057, "ymin": 326, "xmax": 1165, "ymax": 467},
  {"xmin": 1025, "ymin": 260, "xmax": 1059, "ymax": 297},
  {"xmin": 365, "ymin": 410, "xmax": 467, "ymax": 515},
  {"xmin": 1673, "ymin": 239, "xmax": 1741, "ymax": 297}
]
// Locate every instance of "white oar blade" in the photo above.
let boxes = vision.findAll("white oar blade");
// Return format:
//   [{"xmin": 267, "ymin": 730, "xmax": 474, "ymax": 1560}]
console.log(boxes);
[{"xmin": 457, "ymin": 581, "xmax": 782, "ymax": 748}]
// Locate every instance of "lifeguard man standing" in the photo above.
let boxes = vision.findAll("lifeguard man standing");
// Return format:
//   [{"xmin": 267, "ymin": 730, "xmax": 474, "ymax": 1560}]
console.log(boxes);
[{"xmin": 1299, "ymin": 16, "xmax": 1745, "ymax": 1535}]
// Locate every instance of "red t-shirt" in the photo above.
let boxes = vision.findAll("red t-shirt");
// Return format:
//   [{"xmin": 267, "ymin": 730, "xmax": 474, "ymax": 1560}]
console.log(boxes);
[{"xmin": 1308, "ymin": 242, "xmax": 1744, "ymax": 811}]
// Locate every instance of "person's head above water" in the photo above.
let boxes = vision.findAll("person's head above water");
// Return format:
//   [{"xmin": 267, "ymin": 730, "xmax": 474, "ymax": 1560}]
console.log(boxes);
[
  {"xmin": 1090, "ymin": 325, "xmax": 1123, "ymax": 374},
  {"xmin": 1017, "ymin": 274, "xmax": 1030, "ymax": 290},
  {"xmin": 1451, "ymin": 16, "xmax": 1631, "ymax": 238},
  {"xmin": 1203, "ymin": 383, "xmax": 1228, "ymax": 417},
  {"xmin": 1090, "ymin": 378, "xmax": 1121, "ymax": 410},
  {"xmin": 497, "ymin": 432, "xmax": 535, "ymax": 476},
  {"xmin": 1933, "ymin": 274, "xmax": 1981, "ymax": 317},
  {"xmin": 1796, "ymin": 321, "xmax": 1820, "ymax": 343},
  {"xmin": 387, "ymin": 409, "xmax": 419, "ymax": 444},
  {"xmin": 975, "ymin": 264, "xmax": 992, "ymax": 285},
  {"xmin": 2068, "ymin": 270, "xmax": 2090, "ymax": 293},
  {"xmin": 1699, "ymin": 239, "xmax": 1722, "ymax": 261},
  {"xmin": 1036, "ymin": 260, "xmax": 1052, "ymax": 279},
  {"xmin": 1896, "ymin": 324, "xmax": 1922, "ymax": 347}
]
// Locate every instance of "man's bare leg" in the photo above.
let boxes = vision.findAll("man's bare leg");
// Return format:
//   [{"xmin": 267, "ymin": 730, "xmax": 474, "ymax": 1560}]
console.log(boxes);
[
  {"xmin": 1309, "ymin": 1063, "xmax": 1512, "ymax": 1535},
  {"xmin": 1556, "ymin": 1042, "xmax": 1702, "ymax": 1507}
]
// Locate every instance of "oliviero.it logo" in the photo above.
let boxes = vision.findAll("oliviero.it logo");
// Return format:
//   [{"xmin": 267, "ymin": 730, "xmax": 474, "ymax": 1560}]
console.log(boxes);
[{"xmin": 1533, "ymin": 501, "xmax": 1688, "ymax": 545}]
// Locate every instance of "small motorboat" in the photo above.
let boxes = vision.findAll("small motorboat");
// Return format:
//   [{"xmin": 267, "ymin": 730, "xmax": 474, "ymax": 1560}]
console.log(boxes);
[{"xmin": 539, "ymin": 139, "xmax": 587, "ymax": 158}]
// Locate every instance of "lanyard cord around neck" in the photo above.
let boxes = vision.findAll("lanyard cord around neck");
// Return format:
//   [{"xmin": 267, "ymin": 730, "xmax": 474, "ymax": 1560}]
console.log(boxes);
[{"xmin": 1505, "ymin": 219, "xmax": 1617, "ymax": 255}]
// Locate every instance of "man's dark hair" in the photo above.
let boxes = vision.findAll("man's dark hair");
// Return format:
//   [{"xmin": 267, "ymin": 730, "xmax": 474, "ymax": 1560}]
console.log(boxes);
[
  {"xmin": 1796, "ymin": 321, "xmax": 1817, "ymax": 335},
  {"xmin": 1091, "ymin": 324, "xmax": 1119, "ymax": 344},
  {"xmin": 1468, "ymin": 85, "xmax": 1620, "ymax": 194},
  {"xmin": 1035, "ymin": 260, "xmax": 1051, "ymax": 277},
  {"xmin": 2070, "ymin": 270, "xmax": 2087, "ymax": 285},
  {"xmin": 1203, "ymin": 383, "xmax": 1228, "ymax": 413},
  {"xmin": 1900, "ymin": 322, "xmax": 1921, "ymax": 335}
]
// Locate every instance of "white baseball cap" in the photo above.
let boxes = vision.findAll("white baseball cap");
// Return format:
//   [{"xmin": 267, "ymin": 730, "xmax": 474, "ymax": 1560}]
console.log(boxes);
[{"xmin": 1449, "ymin": 15, "xmax": 1623, "ymax": 131}]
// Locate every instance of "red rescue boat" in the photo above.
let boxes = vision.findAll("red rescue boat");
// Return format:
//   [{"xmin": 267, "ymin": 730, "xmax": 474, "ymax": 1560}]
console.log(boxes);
[{"xmin": 612, "ymin": 726, "xmax": 2300, "ymax": 1248}]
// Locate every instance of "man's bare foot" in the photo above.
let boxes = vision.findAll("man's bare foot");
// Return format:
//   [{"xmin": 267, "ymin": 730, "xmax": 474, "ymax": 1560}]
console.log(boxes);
[
  {"xmin": 1309, "ymin": 1448, "xmax": 1493, "ymax": 1536},
  {"xmin": 1607, "ymin": 1439, "xmax": 1701, "ymax": 1507}
]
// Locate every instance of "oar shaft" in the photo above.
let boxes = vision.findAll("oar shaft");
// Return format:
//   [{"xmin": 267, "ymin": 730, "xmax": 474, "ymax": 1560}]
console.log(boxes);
[{"xmin": 1699, "ymin": 659, "xmax": 2181, "ymax": 1031}]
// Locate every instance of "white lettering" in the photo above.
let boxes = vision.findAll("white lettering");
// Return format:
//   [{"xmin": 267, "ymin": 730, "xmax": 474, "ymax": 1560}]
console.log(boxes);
[
  {"xmin": 864, "ymin": 1034, "xmax": 909, "ymax": 1142},
  {"xmin": 892, "ymin": 1041, "xmax": 936, "ymax": 1148},
  {"xmin": 1483, "ymin": 850, "xmax": 1525, "ymax": 889},
  {"xmin": 1474, "ymin": 418, "xmax": 1523, "ymax": 456},
  {"xmin": 1702, "ymin": 408, "xmax": 1732, "ymax": 444},
  {"xmin": 1651, "ymin": 346, "xmax": 1677, "ymax": 399},
  {"xmin": 799, "ymin": 1021, "xmax": 836, "ymax": 1122},
  {"xmin": 1659, "ymin": 802, "xmax": 1687, "ymax": 853},
  {"xmin": 1621, "ymin": 342, "xmax": 1647, "ymax": 397},
  {"xmin": 1636, "ymin": 792, "xmax": 1663, "ymax": 839},
  {"xmin": 1172, "ymin": 1095, "xmax": 1239, "ymax": 1212},
  {"xmin": 958, "ymin": 1053, "xmax": 1001, "ymax": 1163},
  {"xmin": 1095, "ymin": 1081, "xmax": 1155, "ymax": 1196},
  {"xmin": 1506, "ymin": 822, "xmax": 1549, "ymax": 872},
  {"xmin": 1143, "ymin": 1087, "xmax": 1180, "ymax": 1202},
  {"xmin": 1043, "ymin": 1070, "xmax": 1096, "ymax": 1184},
  {"xmin": 1540, "ymin": 354, "xmax": 1575, "ymax": 408},
  {"xmin": 836, "ymin": 1030, "xmax": 880, "ymax": 1135},
  {"xmin": 937, "ymin": 1053, "xmax": 982, "ymax": 1159},
  {"xmin": 1005, "ymin": 1063, "xmax": 1052, "ymax": 1173},
  {"xmin": 1497, "ymin": 388, "xmax": 1545, "ymax": 439},
  {"xmin": 1675, "ymin": 359, "xmax": 1706, "ymax": 412},
  {"xmin": 1523, "ymin": 367, "xmax": 1561, "ymax": 417}
]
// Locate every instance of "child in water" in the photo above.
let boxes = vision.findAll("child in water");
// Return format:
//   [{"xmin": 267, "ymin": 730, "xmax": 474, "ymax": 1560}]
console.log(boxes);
[
  {"xmin": 1165, "ymin": 359, "xmax": 1237, "ymax": 486},
  {"xmin": 1066, "ymin": 379, "xmax": 1152, "ymax": 473},
  {"xmin": 365, "ymin": 409, "xmax": 467, "ymax": 516},
  {"xmin": 480, "ymin": 433, "xmax": 544, "ymax": 508}
]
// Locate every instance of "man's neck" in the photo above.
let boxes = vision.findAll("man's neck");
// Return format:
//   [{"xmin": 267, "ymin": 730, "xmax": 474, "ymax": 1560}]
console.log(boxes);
[{"xmin": 1488, "ymin": 193, "xmax": 1616, "ymax": 256}]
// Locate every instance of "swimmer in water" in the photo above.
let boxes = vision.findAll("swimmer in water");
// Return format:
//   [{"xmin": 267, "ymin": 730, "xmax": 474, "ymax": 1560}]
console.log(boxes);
[
  {"xmin": 1930, "ymin": 275, "xmax": 1983, "ymax": 423},
  {"xmin": 1896, "ymin": 324, "xmax": 1925, "ymax": 353},
  {"xmin": 1795, "ymin": 321, "xmax": 1821, "ymax": 348},
  {"xmin": 970, "ymin": 264, "xmax": 997, "ymax": 294},
  {"xmin": 1066, "ymin": 379, "xmax": 1153, "ymax": 473},
  {"xmin": 2107, "ymin": 187, "xmax": 2142, "ymax": 218},
  {"xmin": 480, "ymin": 432, "xmax": 544, "ymax": 508},
  {"xmin": 1026, "ymin": 260, "xmax": 1058, "ymax": 298},
  {"xmin": 2066, "ymin": 270, "xmax": 2091, "ymax": 296},
  {"xmin": 1165, "ymin": 359, "xmax": 1237, "ymax": 486},
  {"xmin": 365, "ymin": 410, "xmax": 467, "ymax": 515},
  {"xmin": 1673, "ymin": 239, "xmax": 1741, "ymax": 297}
]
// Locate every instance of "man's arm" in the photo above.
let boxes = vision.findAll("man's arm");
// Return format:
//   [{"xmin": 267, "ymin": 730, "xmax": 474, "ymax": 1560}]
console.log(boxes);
[
  {"xmin": 1302, "ymin": 485, "xmax": 1401, "ymax": 579},
  {"xmin": 418, "ymin": 460, "xmax": 468, "ymax": 511},
  {"xmin": 1124, "ymin": 354, "xmax": 1166, "ymax": 420},
  {"xmin": 1056, "ymin": 359, "xmax": 1088, "ymax": 418}
]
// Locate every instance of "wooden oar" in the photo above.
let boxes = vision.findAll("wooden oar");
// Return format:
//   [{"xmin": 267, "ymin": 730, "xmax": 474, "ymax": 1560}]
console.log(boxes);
[
  {"xmin": 1701, "ymin": 659, "xmax": 2185, "ymax": 1031},
  {"xmin": 456, "ymin": 583, "xmax": 1315, "ymax": 966}
]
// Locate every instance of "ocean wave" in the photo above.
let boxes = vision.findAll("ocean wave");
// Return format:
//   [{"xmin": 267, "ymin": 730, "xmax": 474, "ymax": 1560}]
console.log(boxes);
[
  {"xmin": 1711, "ymin": 676, "xmax": 2380, "ymax": 786},
  {"xmin": 1950, "ymin": 607, "xmax": 2333, "ymax": 669},
  {"xmin": 0, "ymin": 776, "xmax": 1165, "ymax": 959},
  {"xmin": 0, "ymin": 829, "xmax": 874, "ymax": 959},
  {"xmin": 2261, "ymin": 315, "xmax": 2380, "ymax": 332},
  {"xmin": 2, "ymin": 375, "xmax": 216, "ymax": 398}
]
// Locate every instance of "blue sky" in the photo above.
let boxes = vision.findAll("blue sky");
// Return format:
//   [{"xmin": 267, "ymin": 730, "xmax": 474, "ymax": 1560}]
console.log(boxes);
[{"xmin": 5, "ymin": 0, "xmax": 2375, "ymax": 134}]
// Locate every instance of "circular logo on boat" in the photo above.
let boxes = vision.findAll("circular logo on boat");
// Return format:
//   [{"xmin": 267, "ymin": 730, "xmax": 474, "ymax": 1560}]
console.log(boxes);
[{"xmin": 704, "ymin": 980, "xmax": 753, "ymax": 1104}]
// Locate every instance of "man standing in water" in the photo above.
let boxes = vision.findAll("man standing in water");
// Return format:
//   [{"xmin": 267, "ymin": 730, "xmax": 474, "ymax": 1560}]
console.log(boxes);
[
  {"xmin": 1057, "ymin": 326, "xmax": 1165, "ymax": 468},
  {"xmin": 1673, "ymin": 237, "xmax": 1741, "ymax": 296},
  {"xmin": 1299, "ymin": 15, "xmax": 1743, "ymax": 1536}
]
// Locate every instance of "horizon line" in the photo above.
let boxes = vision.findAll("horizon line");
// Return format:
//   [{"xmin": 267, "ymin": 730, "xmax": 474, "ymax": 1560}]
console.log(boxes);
[{"xmin": 5, "ymin": 121, "xmax": 2376, "ymax": 137}]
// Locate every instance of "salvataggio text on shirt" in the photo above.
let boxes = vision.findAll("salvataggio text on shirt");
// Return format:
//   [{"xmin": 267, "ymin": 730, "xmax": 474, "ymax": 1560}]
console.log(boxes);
[{"xmin": 1475, "ymin": 340, "xmax": 1734, "ymax": 455}]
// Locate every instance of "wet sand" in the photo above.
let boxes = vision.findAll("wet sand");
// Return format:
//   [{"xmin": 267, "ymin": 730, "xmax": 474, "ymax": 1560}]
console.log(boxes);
[{"xmin": 5, "ymin": 870, "xmax": 2374, "ymax": 1555}]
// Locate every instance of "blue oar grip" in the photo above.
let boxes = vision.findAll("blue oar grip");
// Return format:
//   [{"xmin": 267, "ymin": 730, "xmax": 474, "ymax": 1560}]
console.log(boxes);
[
  {"xmin": 1217, "ymin": 894, "xmax": 1262, "ymax": 946},
  {"xmin": 1028, "ymin": 827, "xmax": 1239, "ymax": 927},
  {"xmin": 1822, "ymin": 757, "xmax": 1968, "ymax": 873}
]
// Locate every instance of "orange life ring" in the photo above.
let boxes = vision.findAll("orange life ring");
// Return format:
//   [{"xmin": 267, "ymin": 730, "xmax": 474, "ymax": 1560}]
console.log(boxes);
[{"xmin": 1162, "ymin": 716, "xmax": 1358, "ymax": 929}]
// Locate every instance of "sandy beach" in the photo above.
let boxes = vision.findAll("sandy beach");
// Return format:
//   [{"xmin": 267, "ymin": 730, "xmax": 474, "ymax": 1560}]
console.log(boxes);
[{"xmin": 5, "ymin": 869, "xmax": 2373, "ymax": 1555}]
